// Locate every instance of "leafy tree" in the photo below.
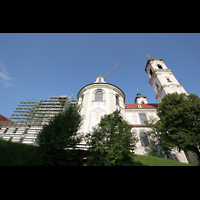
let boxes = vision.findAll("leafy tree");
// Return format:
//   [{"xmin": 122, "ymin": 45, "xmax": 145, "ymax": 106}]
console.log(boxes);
[
  {"xmin": 146, "ymin": 124, "xmax": 170, "ymax": 158},
  {"xmin": 85, "ymin": 110, "xmax": 138, "ymax": 166},
  {"xmin": 146, "ymin": 93, "xmax": 200, "ymax": 162},
  {"xmin": 32, "ymin": 102, "xmax": 83, "ymax": 166}
]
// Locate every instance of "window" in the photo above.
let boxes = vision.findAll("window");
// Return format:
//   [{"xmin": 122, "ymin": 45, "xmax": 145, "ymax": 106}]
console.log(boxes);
[
  {"xmin": 167, "ymin": 153, "xmax": 179, "ymax": 162},
  {"xmin": 157, "ymin": 64, "xmax": 163, "ymax": 69},
  {"xmin": 155, "ymin": 83, "xmax": 159, "ymax": 89},
  {"xmin": 167, "ymin": 78, "xmax": 172, "ymax": 82},
  {"xmin": 81, "ymin": 95, "xmax": 84, "ymax": 104},
  {"xmin": 139, "ymin": 114, "xmax": 147, "ymax": 125},
  {"xmin": 116, "ymin": 95, "xmax": 119, "ymax": 106},
  {"xmin": 139, "ymin": 131, "xmax": 149, "ymax": 146},
  {"xmin": 149, "ymin": 69, "xmax": 153, "ymax": 76},
  {"xmin": 95, "ymin": 91, "xmax": 103, "ymax": 101}
]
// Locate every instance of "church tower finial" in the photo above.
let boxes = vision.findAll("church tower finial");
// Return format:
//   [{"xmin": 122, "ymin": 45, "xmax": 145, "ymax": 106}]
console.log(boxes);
[
  {"xmin": 147, "ymin": 54, "xmax": 150, "ymax": 58},
  {"xmin": 95, "ymin": 75, "xmax": 105, "ymax": 83},
  {"xmin": 134, "ymin": 90, "xmax": 148, "ymax": 104}
]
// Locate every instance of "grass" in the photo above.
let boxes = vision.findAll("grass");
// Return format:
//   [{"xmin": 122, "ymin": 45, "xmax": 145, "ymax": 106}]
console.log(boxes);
[
  {"xmin": 0, "ymin": 139, "xmax": 195, "ymax": 166},
  {"xmin": 0, "ymin": 139, "xmax": 87, "ymax": 166},
  {"xmin": 121, "ymin": 154, "xmax": 195, "ymax": 166}
]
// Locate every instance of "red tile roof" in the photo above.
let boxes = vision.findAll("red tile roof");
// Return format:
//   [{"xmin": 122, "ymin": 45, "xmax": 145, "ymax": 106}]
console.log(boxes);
[
  {"xmin": 0, "ymin": 114, "xmax": 12, "ymax": 122},
  {"xmin": 125, "ymin": 103, "xmax": 158, "ymax": 109},
  {"xmin": 0, "ymin": 114, "xmax": 16, "ymax": 125},
  {"xmin": 130, "ymin": 124, "xmax": 147, "ymax": 127}
]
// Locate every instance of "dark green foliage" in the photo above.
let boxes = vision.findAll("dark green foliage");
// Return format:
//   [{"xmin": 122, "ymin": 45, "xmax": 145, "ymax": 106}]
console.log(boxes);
[
  {"xmin": 85, "ymin": 110, "xmax": 138, "ymax": 166},
  {"xmin": 146, "ymin": 93, "xmax": 200, "ymax": 162},
  {"xmin": 0, "ymin": 139, "xmax": 37, "ymax": 166},
  {"xmin": 32, "ymin": 103, "xmax": 83, "ymax": 166}
]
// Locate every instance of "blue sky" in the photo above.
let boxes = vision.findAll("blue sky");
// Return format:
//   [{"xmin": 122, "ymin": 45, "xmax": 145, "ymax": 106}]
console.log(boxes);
[{"xmin": 0, "ymin": 33, "xmax": 199, "ymax": 118}]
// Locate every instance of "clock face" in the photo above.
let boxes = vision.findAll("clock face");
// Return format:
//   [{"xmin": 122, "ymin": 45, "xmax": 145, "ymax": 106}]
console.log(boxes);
[{"xmin": 170, "ymin": 85, "xmax": 177, "ymax": 90}]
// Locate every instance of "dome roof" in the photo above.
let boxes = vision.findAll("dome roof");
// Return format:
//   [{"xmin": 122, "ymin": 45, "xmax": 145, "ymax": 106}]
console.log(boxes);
[{"xmin": 77, "ymin": 76, "xmax": 125, "ymax": 102}]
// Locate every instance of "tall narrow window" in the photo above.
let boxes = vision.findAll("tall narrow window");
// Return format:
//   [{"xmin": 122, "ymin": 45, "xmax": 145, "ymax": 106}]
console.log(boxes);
[
  {"xmin": 155, "ymin": 83, "xmax": 159, "ymax": 89},
  {"xmin": 116, "ymin": 95, "xmax": 119, "ymax": 106},
  {"xmin": 95, "ymin": 91, "xmax": 103, "ymax": 101},
  {"xmin": 139, "ymin": 131, "xmax": 149, "ymax": 146},
  {"xmin": 149, "ymin": 69, "xmax": 153, "ymax": 76},
  {"xmin": 81, "ymin": 95, "xmax": 84, "ymax": 104},
  {"xmin": 139, "ymin": 114, "xmax": 147, "ymax": 125}
]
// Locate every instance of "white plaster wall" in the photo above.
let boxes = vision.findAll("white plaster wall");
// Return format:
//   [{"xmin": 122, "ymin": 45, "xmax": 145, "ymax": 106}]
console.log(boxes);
[
  {"xmin": 124, "ymin": 108, "xmax": 158, "ymax": 125},
  {"xmin": 78, "ymin": 83, "xmax": 125, "ymax": 134}
]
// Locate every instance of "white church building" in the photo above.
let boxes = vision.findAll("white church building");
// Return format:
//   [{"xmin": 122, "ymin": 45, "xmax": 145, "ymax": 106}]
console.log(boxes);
[{"xmin": 77, "ymin": 57, "xmax": 193, "ymax": 164}]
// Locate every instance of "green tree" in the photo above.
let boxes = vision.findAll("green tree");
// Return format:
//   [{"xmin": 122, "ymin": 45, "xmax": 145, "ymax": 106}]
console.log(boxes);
[
  {"xmin": 85, "ymin": 110, "xmax": 138, "ymax": 166},
  {"xmin": 32, "ymin": 102, "xmax": 83, "ymax": 166},
  {"xmin": 146, "ymin": 93, "xmax": 200, "ymax": 162},
  {"xmin": 146, "ymin": 123, "xmax": 170, "ymax": 158}
]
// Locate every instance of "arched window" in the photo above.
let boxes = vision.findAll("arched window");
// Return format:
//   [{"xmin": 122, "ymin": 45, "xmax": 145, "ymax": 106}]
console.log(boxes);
[
  {"xmin": 167, "ymin": 153, "xmax": 179, "ymax": 162},
  {"xmin": 116, "ymin": 95, "xmax": 119, "ymax": 106},
  {"xmin": 139, "ymin": 131, "xmax": 149, "ymax": 146},
  {"xmin": 157, "ymin": 64, "xmax": 163, "ymax": 69},
  {"xmin": 95, "ymin": 91, "xmax": 103, "ymax": 101},
  {"xmin": 149, "ymin": 69, "xmax": 153, "ymax": 76},
  {"xmin": 81, "ymin": 95, "xmax": 84, "ymax": 104}
]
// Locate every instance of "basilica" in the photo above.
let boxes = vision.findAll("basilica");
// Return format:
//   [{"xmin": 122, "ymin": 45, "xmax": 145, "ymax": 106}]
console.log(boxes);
[
  {"xmin": 0, "ymin": 57, "xmax": 198, "ymax": 164},
  {"xmin": 76, "ymin": 57, "xmax": 189, "ymax": 163}
]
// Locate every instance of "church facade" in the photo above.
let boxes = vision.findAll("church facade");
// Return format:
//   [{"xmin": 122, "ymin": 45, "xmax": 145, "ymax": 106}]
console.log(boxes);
[{"xmin": 76, "ymin": 57, "xmax": 189, "ymax": 163}]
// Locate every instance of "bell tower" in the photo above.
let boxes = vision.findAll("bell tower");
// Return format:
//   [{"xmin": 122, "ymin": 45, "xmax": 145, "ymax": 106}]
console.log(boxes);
[
  {"xmin": 134, "ymin": 89, "xmax": 148, "ymax": 104},
  {"xmin": 145, "ymin": 57, "xmax": 187, "ymax": 103}
]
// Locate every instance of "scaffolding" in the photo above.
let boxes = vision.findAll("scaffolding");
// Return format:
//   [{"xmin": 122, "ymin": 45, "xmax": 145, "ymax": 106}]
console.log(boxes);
[
  {"xmin": 8, "ymin": 95, "xmax": 72, "ymax": 126},
  {"xmin": 0, "ymin": 95, "xmax": 74, "ymax": 144}
]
